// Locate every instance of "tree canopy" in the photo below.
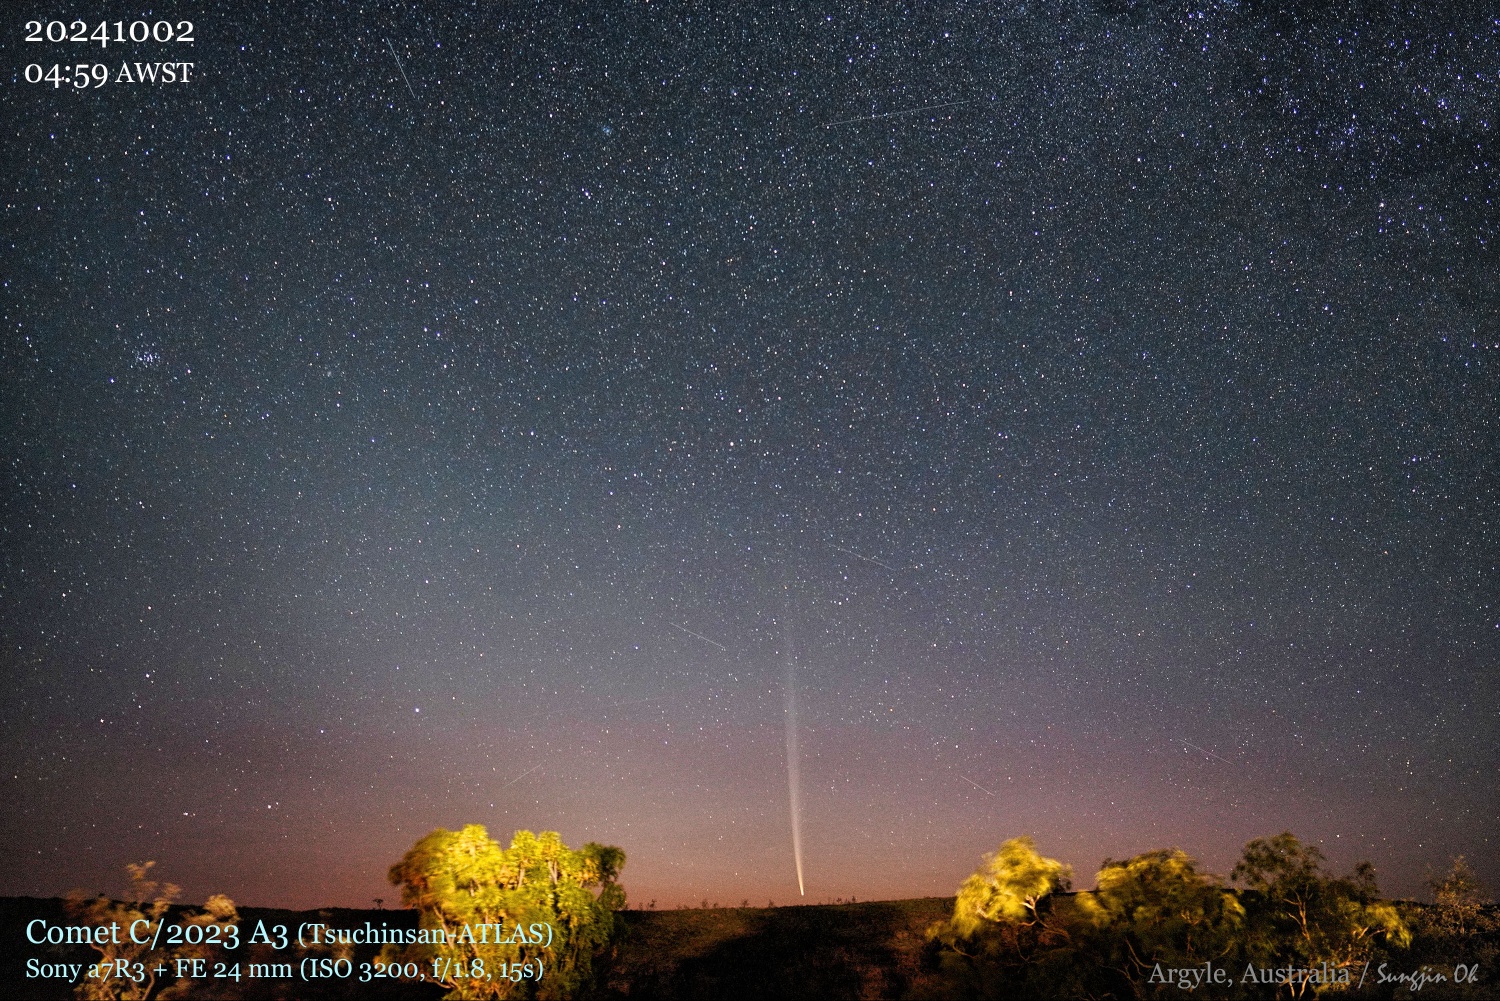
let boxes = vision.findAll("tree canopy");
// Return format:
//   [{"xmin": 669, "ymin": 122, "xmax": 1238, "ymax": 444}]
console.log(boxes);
[
  {"xmin": 1232, "ymin": 831, "xmax": 1410, "ymax": 977},
  {"xmin": 386, "ymin": 825, "xmax": 626, "ymax": 1000},
  {"xmin": 928, "ymin": 831, "xmax": 1414, "ymax": 999},
  {"xmin": 951, "ymin": 836, "xmax": 1074, "ymax": 934},
  {"xmin": 1074, "ymin": 848, "xmax": 1245, "ymax": 984}
]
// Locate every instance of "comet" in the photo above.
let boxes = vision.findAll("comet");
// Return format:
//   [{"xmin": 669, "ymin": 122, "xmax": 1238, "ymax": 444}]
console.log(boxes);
[{"xmin": 783, "ymin": 622, "xmax": 806, "ymax": 896}]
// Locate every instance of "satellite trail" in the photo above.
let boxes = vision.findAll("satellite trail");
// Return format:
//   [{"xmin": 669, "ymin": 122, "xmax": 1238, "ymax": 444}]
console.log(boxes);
[
  {"xmin": 824, "ymin": 100, "xmax": 972, "ymax": 128},
  {"xmin": 1179, "ymin": 739, "xmax": 1232, "ymax": 765},
  {"xmin": 828, "ymin": 543, "xmax": 899, "ymax": 572},
  {"xmin": 669, "ymin": 622, "xmax": 727, "ymax": 650},
  {"xmin": 499, "ymin": 763, "xmax": 542, "ymax": 789},
  {"xmin": 386, "ymin": 39, "xmax": 418, "ymax": 103},
  {"xmin": 960, "ymin": 775, "xmax": 997, "ymax": 796}
]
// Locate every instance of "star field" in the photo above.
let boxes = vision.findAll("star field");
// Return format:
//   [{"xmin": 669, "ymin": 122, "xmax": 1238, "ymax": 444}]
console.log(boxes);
[{"xmin": 2, "ymin": 4, "xmax": 1496, "ymax": 908}]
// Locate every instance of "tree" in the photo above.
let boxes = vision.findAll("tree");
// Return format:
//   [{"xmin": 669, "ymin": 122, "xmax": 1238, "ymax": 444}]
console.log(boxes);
[
  {"xmin": 1429, "ymin": 856, "xmax": 1490, "ymax": 938},
  {"xmin": 1071, "ymin": 849, "xmax": 1246, "ymax": 997},
  {"xmin": 386, "ymin": 825, "xmax": 626, "ymax": 1000},
  {"xmin": 946, "ymin": 836, "xmax": 1074, "ymax": 938},
  {"xmin": 926, "ymin": 837, "xmax": 1075, "ymax": 997},
  {"xmin": 1408, "ymin": 856, "xmax": 1498, "ymax": 998},
  {"xmin": 927, "ymin": 832, "xmax": 1423, "ymax": 999},
  {"xmin": 68, "ymin": 862, "xmax": 238, "ymax": 1001},
  {"xmin": 1232, "ymin": 832, "xmax": 1409, "ymax": 995}
]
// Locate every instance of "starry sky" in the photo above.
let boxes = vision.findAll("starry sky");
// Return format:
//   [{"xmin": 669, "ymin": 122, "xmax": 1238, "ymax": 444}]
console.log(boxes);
[{"xmin": 2, "ymin": 3, "xmax": 1496, "ymax": 911}]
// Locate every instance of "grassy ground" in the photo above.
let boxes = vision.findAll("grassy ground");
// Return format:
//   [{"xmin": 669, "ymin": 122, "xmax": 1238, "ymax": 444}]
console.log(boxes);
[
  {"xmin": 1, "ymin": 896, "xmax": 441, "ymax": 1000},
  {"xmin": 4, "ymin": 895, "xmax": 957, "ymax": 1000},
  {"xmin": 9, "ymin": 895, "xmax": 1495, "ymax": 998},
  {"xmin": 591, "ymin": 898, "xmax": 954, "ymax": 1000},
  {"xmin": 4, "ymin": 895, "xmax": 953, "ymax": 999}
]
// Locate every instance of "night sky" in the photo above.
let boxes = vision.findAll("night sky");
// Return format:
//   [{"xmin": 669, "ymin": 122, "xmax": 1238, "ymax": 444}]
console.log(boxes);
[{"xmin": 2, "ymin": 4, "xmax": 1496, "ymax": 912}]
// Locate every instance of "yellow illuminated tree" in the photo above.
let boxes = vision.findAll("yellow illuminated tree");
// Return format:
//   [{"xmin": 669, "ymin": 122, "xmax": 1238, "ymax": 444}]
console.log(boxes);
[
  {"xmin": 68, "ymin": 862, "xmax": 238, "ymax": 1001},
  {"xmin": 1072, "ymin": 848, "xmax": 1245, "ymax": 992},
  {"xmin": 928, "ymin": 835, "xmax": 1073, "ymax": 971},
  {"xmin": 385, "ymin": 825, "xmax": 626, "ymax": 1000}
]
